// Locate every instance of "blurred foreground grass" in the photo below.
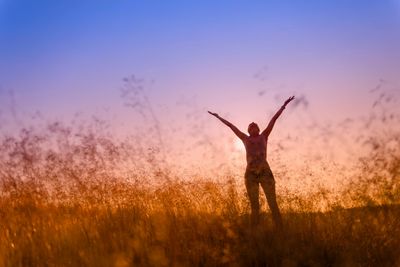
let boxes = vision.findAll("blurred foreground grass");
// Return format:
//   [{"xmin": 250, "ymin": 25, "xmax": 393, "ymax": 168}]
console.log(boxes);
[
  {"xmin": 1, "ymin": 180, "xmax": 400, "ymax": 267},
  {"xmin": 1, "ymin": 88, "xmax": 399, "ymax": 266}
]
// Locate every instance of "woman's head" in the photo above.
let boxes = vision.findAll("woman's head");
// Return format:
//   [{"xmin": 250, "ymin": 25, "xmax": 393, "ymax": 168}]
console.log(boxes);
[{"xmin": 247, "ymin": 122, "xmax": 260, "ymax": 136}]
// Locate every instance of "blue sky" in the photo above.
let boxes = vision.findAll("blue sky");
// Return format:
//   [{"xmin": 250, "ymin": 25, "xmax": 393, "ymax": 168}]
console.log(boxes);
[{"xmin": 1, "ymin": 0, "xmax": 399, "ymax": 122}]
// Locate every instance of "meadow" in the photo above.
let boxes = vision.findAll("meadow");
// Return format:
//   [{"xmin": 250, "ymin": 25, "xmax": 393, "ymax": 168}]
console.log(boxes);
[
  {"xmin": 1, "ymin": 178, "xmax": 400, "ymax": 267},
  {"xmin": 1, "ymin": 125, "xmax": 399, "ymax": 267},
  {"xmin": 2, "ymin": 180, "xmax": 400, "ymax": 267},
  {"xmin": 1, "ymin": 84, "xmax": 399, "ymax": 266}
]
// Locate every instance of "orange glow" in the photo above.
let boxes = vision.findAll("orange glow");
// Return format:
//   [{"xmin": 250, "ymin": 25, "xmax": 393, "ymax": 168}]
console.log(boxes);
[{"xmin": 234, "ymin": 138, "xmax": 245, "ymax": 152}]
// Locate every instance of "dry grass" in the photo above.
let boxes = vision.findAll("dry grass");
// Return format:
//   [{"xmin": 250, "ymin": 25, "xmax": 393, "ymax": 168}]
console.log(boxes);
[
  {"xmin": 0, "ymin": 127, "xmax": 399, "ymax": 266},
  {"xmin": 1, "ymin": 179, "xmax": 400, "ymax": 267},
  {"xmin": 1, "ymin": 85, "xmax": 400, "ymax": 266}
]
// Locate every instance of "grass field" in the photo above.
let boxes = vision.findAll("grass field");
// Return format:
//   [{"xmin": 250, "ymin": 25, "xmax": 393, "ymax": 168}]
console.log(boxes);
[
  {"xmin": 1, "ymin": 101, "xmax": 399, "ymax": 266},
  {"xmin": 1, "ymin": 178, "xmax": 400, "ymax": 267}
]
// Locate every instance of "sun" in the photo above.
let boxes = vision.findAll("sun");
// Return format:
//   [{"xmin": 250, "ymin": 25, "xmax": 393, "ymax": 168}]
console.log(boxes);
[{"xmin": 234, "ymin": 138, "xmax": 245, "ymax": 152}]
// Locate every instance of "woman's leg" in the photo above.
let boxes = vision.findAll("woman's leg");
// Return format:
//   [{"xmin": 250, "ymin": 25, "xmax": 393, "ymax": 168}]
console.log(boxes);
[
  {"xmin": 245, "ymin": 172, "xmax": 260, "ymax": 226},
  {"xmin": 260, "ymin": 170, "xmax": 283, "ymax": 229}
]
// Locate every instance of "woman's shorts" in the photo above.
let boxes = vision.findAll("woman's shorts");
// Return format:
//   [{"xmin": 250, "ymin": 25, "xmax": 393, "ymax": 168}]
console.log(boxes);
[{"xmin": 245, "ymin": 162, "xmax": 274, "ymax": 183}]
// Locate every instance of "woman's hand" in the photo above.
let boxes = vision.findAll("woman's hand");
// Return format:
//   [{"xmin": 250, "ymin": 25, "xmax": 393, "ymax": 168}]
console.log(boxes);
[
  {"xmin": 208, "ymin": 111, "xmax": 219, "ymax": 118},
  {"xmin": 283, "ymin": 96, "xmax": 295, "ymax": 107}
]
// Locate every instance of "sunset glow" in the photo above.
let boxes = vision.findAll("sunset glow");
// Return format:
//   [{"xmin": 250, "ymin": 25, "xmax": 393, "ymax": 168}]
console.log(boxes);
[
  {"xmin": 1, "ymin": 1, "xmax": 400, "ymax": 266},
  {"xmin": 0, "ymin": 0, "xmax": 398, "ymax": 188}
]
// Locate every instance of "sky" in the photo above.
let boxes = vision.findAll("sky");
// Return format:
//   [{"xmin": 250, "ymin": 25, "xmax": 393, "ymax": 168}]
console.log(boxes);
[{"xmin": 1, "ymin": 0, "xmax": 400, "ymax": 179}]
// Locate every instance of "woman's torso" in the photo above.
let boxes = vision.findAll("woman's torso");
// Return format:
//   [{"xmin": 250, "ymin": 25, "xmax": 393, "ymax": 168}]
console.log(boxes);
[{"xmin": 242, "ymin": 134, "xmax": 268, "ymax": 170}]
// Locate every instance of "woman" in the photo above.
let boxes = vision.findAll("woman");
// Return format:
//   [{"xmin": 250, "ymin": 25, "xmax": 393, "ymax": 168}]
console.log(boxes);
[{"xmin": 208, "ymin": 96, "xmax": 295, "ymax": 228}]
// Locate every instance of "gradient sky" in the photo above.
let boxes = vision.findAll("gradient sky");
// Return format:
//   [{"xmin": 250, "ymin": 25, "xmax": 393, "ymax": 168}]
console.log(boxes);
[
  {"xmin": 1, "ymin": 1, "xmax": 400, "ymax": 179},
  {"xmin": 1, "ymin": 0, "xmax": 400, "ymax": 118}
]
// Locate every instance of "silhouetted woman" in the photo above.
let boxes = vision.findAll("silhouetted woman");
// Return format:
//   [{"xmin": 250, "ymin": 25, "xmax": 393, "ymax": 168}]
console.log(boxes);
[{"xmin": 208, "ymin": 96, "xmax": 294, "ymax": 228}]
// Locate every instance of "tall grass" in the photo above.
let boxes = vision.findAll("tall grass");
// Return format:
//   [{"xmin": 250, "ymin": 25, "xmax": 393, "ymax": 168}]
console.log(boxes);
[
  {"xmin": 1, "ymin": 80, "xmax": 399, "ymax": 266},
  {"xmin": 1, "ymin": 174, "xmax": 400, "ymax": 266}
]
